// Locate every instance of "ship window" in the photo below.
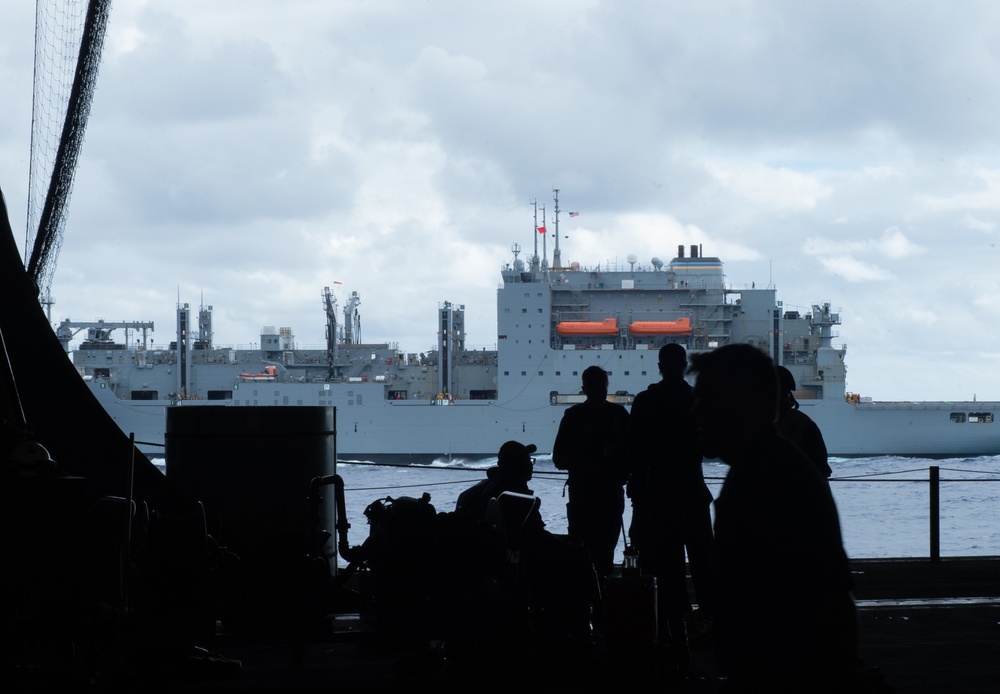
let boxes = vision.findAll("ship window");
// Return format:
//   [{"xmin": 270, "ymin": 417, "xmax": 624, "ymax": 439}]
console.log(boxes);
[
  {"xmin": 504, "ymin": 371, "xmax": 509, "ymax": 375},
  {"xmin": 950, "ymin": 413, "xmax": 966, "ymax": 423},
  {"xmin": 624, "ymin": 371, "xmax": 630, "ymax": 376},
  {"xmin": 573, "ymin": 371, "xmax": 578, "ymax": 376},
  {"xmin": 131, "ymin": 390, "xmax": 158, "ymax": 400},
  {"xmin": 521, "ymin": 371, "xmax": 527, "ymax": 376},
  {"xmin": 538, "ymin": 308, "xmax": 543, "ymax": 313},
  {"xmin": 969, "ymin": 412, "xmax": 993, "ymax": 423},
  {"xmin": 555, "ymin": 371, "xmax": 561, "ymax": 375},
  {"xmin": 538, "ymin": 371, "xmax": 544, "ymax": 375},
  {"xmin": 206, "ymin": 390, "xmax": 231, "ymax": 401},
  {"xmin": 522, "ymin": 308, "xmax": 527, "ymax": 313}
]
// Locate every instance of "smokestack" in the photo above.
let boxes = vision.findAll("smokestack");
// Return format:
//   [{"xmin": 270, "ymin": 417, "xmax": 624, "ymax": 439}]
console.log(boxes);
[
  {"xmin": 678, "ymin": 244, "xmax": 685, "ymax": 258},
  {"xmin": 690, "ymin": 244, "xmax": 698, "ymax": 258}
]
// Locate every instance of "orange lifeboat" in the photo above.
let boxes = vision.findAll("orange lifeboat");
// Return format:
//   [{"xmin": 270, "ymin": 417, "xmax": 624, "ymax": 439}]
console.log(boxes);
[
  {"xmin": 556, "ymin": 318, "xmax": 618, "ymax": 336},
  {"xmin": 628, "ymin": 318, "xmax": 692, "ymax": 335},
  {"xmin": 239, "ymin": 365, "xmax": 277, "ymax": 381}
]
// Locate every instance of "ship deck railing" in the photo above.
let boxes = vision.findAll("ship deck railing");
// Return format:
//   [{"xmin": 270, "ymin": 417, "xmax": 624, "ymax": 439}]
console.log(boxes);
[{"xmin": 330, "ymin": 461, "xmax": 1000, "ymax": 563}]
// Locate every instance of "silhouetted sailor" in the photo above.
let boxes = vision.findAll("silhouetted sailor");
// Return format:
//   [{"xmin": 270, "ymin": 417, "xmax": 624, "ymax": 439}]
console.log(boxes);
[
  {"xmin": 552, "ymin": 365, "xmax": 630, "ymax": 581},
  {"xmin": 627, "ymin": 343, "xmax": 713, "ymax": 656},
  {"xmin": 455, "ymin": 440, "xmax": 536, "ymax": 520},
  {"xmin": 775, "ymin": 365, "xmax": 832, "ymax": 478},
  {"xmin": 690, "ymin": 344, "xmax": 859, "ymax": 692}
]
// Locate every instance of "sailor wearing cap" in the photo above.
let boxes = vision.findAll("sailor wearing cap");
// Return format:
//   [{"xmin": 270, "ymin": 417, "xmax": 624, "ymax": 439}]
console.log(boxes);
[{"xmin": 455, "ymin": 440, "xmax": 536, "ymax": 520}]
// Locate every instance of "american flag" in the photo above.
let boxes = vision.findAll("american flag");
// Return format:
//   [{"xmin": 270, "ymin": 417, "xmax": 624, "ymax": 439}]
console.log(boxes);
[{"xmin": 569, "ymin": 211, "xmax": 580, "ymax": 218}]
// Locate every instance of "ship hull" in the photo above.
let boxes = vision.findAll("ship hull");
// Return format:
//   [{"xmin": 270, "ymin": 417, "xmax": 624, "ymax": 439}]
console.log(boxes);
[{"xmin": 86, "ymin": 366, "xmax": 1000, "ymax": 463}]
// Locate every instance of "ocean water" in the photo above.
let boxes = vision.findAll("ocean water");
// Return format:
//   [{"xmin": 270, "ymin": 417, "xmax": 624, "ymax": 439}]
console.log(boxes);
[
  {"xmin": 330, "ymin": 455, "xmax": 1000, "ymax": 566},
  {"xmin": 152, "ymin": 454, "xmax": 1000, "ymax": 566}
]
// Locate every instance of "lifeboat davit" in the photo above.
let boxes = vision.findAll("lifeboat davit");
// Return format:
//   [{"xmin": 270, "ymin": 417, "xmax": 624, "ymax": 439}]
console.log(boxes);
[
  {"xmin": 556, "ymin": 317, "xmax": 618, "ymax": 336},
  {"xmin": 628, "ymin": 317, "xmax": 692, "ymax": 335}
]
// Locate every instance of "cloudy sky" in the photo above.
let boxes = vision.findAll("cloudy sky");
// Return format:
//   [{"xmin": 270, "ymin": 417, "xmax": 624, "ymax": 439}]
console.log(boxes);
[{"xmin": 3, "ymin": 0, "xmax": 1000, "ymax": 402}]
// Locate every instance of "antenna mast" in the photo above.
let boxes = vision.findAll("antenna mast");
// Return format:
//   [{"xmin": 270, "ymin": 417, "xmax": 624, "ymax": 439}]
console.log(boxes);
[
  {"xmin": 540, "ymin": 205, "xmax": 547, "ymax": 269},
  {"xmin": 552, "ymin": 188, "xmax": 562, "ymax": 269},
  {"xmin": 530, "ymin": 199, "xmax": 540, "ymax": 271}
]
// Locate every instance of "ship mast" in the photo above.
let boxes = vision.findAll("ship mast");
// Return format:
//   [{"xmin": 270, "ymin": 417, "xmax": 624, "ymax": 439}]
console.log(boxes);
[
  {"xmin": 552, "ymin": 188, "xmax": 562, "ymax": 269},
  {"xmin": 530, "ymin": 199, "xmax": 540, "ymax": 272},
  {"xmin": 540, "ymin": 204, "xmax": 548, "ymax": 270}
]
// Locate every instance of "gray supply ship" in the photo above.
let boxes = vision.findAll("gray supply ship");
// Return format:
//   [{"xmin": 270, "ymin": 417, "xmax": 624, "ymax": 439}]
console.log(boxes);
[{"xmin": 62, "ymin": 238, "xmax": 999, "ymax": 463}]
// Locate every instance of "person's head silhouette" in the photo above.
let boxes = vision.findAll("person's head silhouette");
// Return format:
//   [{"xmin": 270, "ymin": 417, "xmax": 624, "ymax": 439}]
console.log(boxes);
[
  {"xmin": 775, "ymin": 364, "xmax": 799, "ymax": 412},
  {"xmin": 496, "ymin": 440, "xmax": 536, "ymax": 483},
  {"xmin": 690, "ymin": 343, "xmax": 777, "ymax": 464},
  {"xmin": 658, "ymin": 343, "xmax": 687, "ymax": 379},
  {"xmin": 581, "ymin": 365, "xmax": 609, "ymax": 402}
]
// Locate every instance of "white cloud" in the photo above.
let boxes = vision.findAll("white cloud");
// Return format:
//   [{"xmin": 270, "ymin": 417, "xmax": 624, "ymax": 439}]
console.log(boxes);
[
  {"xmin": 963, "ymin": 213, "xmax": 996, "ymax": 232},
  {"xmin": 922, "ymin": 167, "xmax": 1000, "ymax": 212},
  {"xmin": 875, "ymin": 228, "xmax": 924, "ymax": 259},
  {"xmin": 818, "ymin": 255, "xmax": 894, "ymax": 282},
  {"xmin": 705, "ymin": 161, "xmax": 833, "ymax": 211},
  {"xmin": 804, "ymin": 228, "xmax": 923, "ymax": 259}
]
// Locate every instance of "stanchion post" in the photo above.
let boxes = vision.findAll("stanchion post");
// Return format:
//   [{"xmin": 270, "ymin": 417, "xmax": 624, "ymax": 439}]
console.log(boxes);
[{"xmin": 929, "ymin": 465, "xmax": 940, "ymax": 562}]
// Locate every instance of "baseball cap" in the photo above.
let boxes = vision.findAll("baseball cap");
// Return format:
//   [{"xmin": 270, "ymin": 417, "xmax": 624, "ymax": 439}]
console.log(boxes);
[{"xmin": 497, "ymin": 440, "xmax": 537, "ymax": 466}]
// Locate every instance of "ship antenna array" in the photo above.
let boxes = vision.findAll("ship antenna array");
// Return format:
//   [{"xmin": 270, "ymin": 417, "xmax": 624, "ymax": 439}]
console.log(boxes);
[{"xmin": 25, "ymin": 0, "xmax": 112, "ymax": 321}]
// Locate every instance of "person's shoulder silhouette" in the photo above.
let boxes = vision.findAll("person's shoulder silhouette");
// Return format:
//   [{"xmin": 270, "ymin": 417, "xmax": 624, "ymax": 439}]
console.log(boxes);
[
  {"xmin": 456, "ymin": 440, "xmax": 535, "ymax": 520},
  {"xmin": 775, "ymin": 365, "xmax": 831, "ymax": 477}
]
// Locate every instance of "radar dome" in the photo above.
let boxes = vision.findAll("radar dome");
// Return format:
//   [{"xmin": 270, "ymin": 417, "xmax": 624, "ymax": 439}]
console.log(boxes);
[
  {"xmin": 627, "ymin": 253, "xmax": 638, "ymax": 264},
  {"xmin": 513, "ymin": 258, "xmax": 525, "ymax": 271},
  {"xmin": 571, "ymin": 261, "xmax": 581, "ymax": 270},
  {"xmin": 651, "ymin": 257, "xmax": 663, "ymax": 270}
]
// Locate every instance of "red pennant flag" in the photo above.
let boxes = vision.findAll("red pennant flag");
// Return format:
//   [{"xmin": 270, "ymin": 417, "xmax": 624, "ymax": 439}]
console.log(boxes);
[{"xmin": 537, "ymin": 226, "xmax": 547, "ymax": 234}]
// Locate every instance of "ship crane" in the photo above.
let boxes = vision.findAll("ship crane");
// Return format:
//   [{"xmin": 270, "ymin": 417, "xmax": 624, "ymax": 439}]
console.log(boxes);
[
  {"xmin": 322, "ymin": 288, "xmax": 362, "ymax": 380},
  {"xmin": 343, "ymin": 291, "xmax": 361, "ymax": 344},
  {"xmin": 323, "ymin": 286, "xmax": 339, "ymax": 380},
  {"xmin": 55, "ymin": 318, "xmax": 154, "ymax": 353}
]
